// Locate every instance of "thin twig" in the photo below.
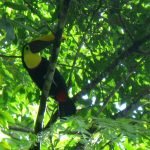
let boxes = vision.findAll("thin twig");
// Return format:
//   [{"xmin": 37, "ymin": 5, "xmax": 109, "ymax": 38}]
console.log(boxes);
[
  {"xmin": 113, "ymin": 88, "xmax": 150, "ymax": 119},
  {"xmin": 0, "ymin": 54, "xmax": 83, "ymax": 69},
  {"xmin": 118, "ymin": 12, "xmax": 134, "ymax": 41},
  {"xmin": 23, "ymin": 0, "xmax": 53, "ymax": 33},
  {"xmin": 99, "ymin": 57, "xmax": 145, "ymax": 114},
  {"xmin": 0, "ymin": 54, "xmax": 21, "ymax": 58},
  {"xmin": 9, "ymin": 126, "xmax": 34, "ymax": 133},
  {"xmin": 67, "ymin": 3, "xmax": 102, "ymax": 88}
]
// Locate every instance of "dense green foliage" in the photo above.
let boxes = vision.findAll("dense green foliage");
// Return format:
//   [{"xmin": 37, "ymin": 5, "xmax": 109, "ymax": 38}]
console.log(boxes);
[{"xmin": 0, "ymin": 0, "xmax": 150, "ymax": 149}]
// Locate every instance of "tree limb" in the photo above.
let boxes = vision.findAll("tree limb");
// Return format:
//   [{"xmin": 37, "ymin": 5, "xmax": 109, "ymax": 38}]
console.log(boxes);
[
  {"xmin": 99, "ymin": 57, "xmax": 145, "ymax": 114},
  {"xmin": 0, "ymin": 54, "xmax": 21, "ymax": 58},
  {"xmin": 31, "ymin": 0, "xmax": 72, "ymax": 149},
  {"xmin": 23, "ymin": 0, "xmax": 53, "ymax": 32},
  {"xmin": 73, "ymin": 34, "xmax": 150, "ymax": 102},
  {"xmin": 67, "ymin": 3, "xmax": 102, "ymax": 88},
  {"xmin": 9, "ymin": 126, "xmax": 34, "ymax": 133},
  {"xmin": 0, "ymin": 54, "xmax": 83, "ymax": 69},
  {"xmin": 118, "ymin": 12, "xmax": 134, "ymax": 41},
  {"xmin": 113, "ymin": 87, "xmax": 150, "ymax": 119}
]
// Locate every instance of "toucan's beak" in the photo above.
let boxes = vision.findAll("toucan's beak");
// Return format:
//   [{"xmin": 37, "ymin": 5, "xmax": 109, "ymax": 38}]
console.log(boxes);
[
  {"xmin": 28, "ymin": 34, "xmax": 66, "ymax": 53},
  {"xmin": 29, "ymin": 34, "xmax": 55, "ymax": 53},
  {"xmin": 29, "ymin": 40, "xmax": 52, "ymax": 53}
]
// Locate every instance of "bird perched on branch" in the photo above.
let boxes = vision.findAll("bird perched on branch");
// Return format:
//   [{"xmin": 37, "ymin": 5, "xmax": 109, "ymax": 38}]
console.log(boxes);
[{"xmin": 22, "ymin": 34, "xmax": 76, "ymax": 117}]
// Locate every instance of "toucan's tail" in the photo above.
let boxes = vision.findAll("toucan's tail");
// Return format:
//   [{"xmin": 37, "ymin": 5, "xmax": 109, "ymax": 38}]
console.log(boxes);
[{"xmin": 59, "ymin": 99, "xmax": 76, "ymax": 117}]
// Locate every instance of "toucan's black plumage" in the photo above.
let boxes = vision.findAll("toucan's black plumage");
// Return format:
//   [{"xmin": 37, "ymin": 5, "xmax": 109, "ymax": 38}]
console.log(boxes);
[{"xmin": 22, "ymin": 34, "xmax": 76, "ymax": 117}]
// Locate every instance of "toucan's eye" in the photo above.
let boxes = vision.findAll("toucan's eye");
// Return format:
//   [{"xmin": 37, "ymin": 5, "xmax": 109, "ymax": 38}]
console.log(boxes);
[{"xmin": 24, "ymin": 45, "xmax": 30, "ymax": 51}]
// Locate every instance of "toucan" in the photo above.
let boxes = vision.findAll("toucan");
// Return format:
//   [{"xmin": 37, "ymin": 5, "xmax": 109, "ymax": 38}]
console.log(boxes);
[{"xmin": 22, "ymin": 34, "xmax": 76, "ymax": 117}]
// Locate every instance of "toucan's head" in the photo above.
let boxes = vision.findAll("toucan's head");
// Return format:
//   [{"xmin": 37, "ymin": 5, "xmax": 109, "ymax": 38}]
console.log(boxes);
[
  {"xmin": 27, "ymin": 33, "xmax": 66, "ymax": 53},
  {"xmin": 23, "ymin": 33, "xmax": 66, "ymax": 53},
  {"xmin": 27, "ymin": 40, "xmax": 53, "ymax": 53},
  {"xmin": 22, "ymin": 33, "xmax": 66, "ymax": 69},
  {"xmin": 22, "ymin": 34, "xmax": 55, "ymax": 69},
  {"xmin": 22, "ymin": 34, "xmax": 56, "ymax": 69},
  {"xmin": 22, "ymin": 44, "xmax": 42, "ymax": 69},
  {"xmin": 23, "ymin": 34, "xmax": 55, "ymax": 53}
]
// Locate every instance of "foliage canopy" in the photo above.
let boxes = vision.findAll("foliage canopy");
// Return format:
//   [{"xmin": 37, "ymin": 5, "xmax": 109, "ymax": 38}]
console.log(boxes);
[{"xmin": 0, "ymin": 0, "xmax": 150, "ymax": 149}]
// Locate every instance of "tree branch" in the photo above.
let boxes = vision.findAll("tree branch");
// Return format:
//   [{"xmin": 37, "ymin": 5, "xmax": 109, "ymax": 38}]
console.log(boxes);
[
  {"xmin": 67, "ymin": 3, "xmax": 102, "ymax": 88},
  {"xmin": 0, "ymin": 54, "xmax": 21, "ymax": 58},
  {"xmin": 44, "ymin": 109, "xmax": 58, "ymax": 130},
  {"xmin": 31, "ymin": 0, "xmax": 72, "ymax": 149},
  {"xmin": 99, "ymin": 57, "xmax": 145, "ymax": 114},
  {"xmin": 113, "ymin": 87, "xmax": 150, "ymax": 119},
  {"xmin": 23, "ymin": 0, "xmax": 53, "ymax": 32},
  {"xmin": 118, "ymin": 12, "xmax": 134, "ymax": 41},
  {"xmin": 0, "ymin": 54, "xmax": 82, "ymax": 69},
  {"xmin": 73, "ymin": 34, "xmax": 150, "ymax": 102},
  {"xmin": 9, "ymin": 126, "xmax": 34, "ymax": 133}
]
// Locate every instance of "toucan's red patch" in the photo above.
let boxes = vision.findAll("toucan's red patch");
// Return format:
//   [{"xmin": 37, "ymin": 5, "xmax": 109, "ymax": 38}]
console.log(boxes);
[{"xmin": 56, "ymin": 91, "xmax": 67, "ymax": 102}]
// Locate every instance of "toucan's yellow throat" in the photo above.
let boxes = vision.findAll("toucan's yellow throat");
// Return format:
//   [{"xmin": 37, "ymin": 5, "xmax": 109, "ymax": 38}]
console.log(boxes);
[{"xmin": 23, "ymin": 46, "xmax": 41, "ymax": 69}]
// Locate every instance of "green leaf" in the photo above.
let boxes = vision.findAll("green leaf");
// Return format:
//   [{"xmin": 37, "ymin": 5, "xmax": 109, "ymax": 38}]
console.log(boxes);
[
  {"xmin": 0, "ymin": 110, "xmax": 15, "ymax": 127},
  {"xmin": 0, "ymin": 141, "xmax": 11, "ymax": 150},
  {"xmin": 4, "ymin": 2, "xmax": 27, "ymax": 11}
]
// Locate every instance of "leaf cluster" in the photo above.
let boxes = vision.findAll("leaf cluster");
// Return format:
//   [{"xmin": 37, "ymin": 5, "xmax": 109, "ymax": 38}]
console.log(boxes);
[{"xmin": 0, "ymin": 0, "xmax": 150, "ymax": 149}]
